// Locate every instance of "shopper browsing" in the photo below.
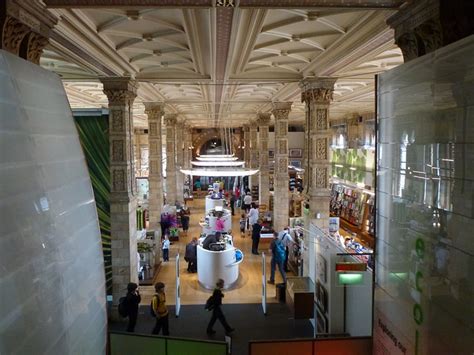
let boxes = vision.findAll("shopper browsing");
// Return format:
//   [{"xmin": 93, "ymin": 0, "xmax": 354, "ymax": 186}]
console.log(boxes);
[
  {"xmin": 268, "ymin": 232, "xmax": 287, "ymax": 284},
  {"xmin": 279, "ymin": 227, "xmax": 294, "ymax": 272},
  {"xmin": 243, "ymin": 193, "xmax": 252, "ymax": 212},
  {"xmin": 185, "ymin": 237, "xmax": 198, "ymax": 273},
  {"xmin": 215, "ymin": 215, "xmax": 225, "ymax": 233},
  {"xmin": 206, "ymin": 279, "xmax": 235, "ymax": 336},
  {"xmin": 162, "ymin": 236, "xmax": 170, "ymax": 262},
  {"xmin": 151, "ymin": 282, "xmax": 170, "ymax": 335}
]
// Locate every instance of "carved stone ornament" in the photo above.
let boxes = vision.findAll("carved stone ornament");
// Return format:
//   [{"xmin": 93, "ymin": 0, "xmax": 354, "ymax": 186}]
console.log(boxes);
[
  {"xmin": 316, "ymin": 109, "xmax": 328, "ymax": 130},
  {"xmin": 216, "ymin": 0, "xmax": 235, "ymax": 6},
  {"xmin": 315, "ymin": 167, "xmax": 328, "ymax": 188},
  {"xmin": 26, "ymin": 32, "xmax": 48, "ymax": 65},
  {"xmin": 396, "ymin": 31, "xmax": 420, "ymax": 61},
  {"xmin": 150, "ymin": 160, "xmax": 158, "ymax": 175},
  {"xmin": 278, "ymin": 158, "xmax": 288, "ymax": 173},
  {"xmin": 273, "ymin": 109, "xmax": 290, "ymax": 122},
  {"xmin": 301, "ymin": 88, "xmax": 334, "ymax": 104},
  {"xmin": 278, "ymin": 121, "xmax": 287, "ymax": 137},
  {"xmin": 415, "ymin": 18, "xmax": 443, "ymax": 54},
  {"xmin": 279, "ymin": 140, "xmax": 287, "ymax": 155},
  {"xmin": 111, "ymin": 110, "xmax": 124, "ymax": 132},
  {"xmin": 149, "ymin": 122, "xmax": 158, "ymax": 137},
  {"xmin": 315, "ymin": 138, "xmax": 327, "ymax": 160},
  {"xmin": 103, "ymin": 89, "xmax": 136, "ymax": 106},
  {"xmin": 2, "ymin": 16, "xmax": 30, "ymax": 55},
  {"xmin": 113, "ymin": 169, "xmax": 126, "ymax": 191},
  {"xmin": 112, "ymin": 140, "xmax": 124, "ymax": 162},
  {"xmin": 149, "ymin": 140, "xmax": 158, "ymax": 154}
]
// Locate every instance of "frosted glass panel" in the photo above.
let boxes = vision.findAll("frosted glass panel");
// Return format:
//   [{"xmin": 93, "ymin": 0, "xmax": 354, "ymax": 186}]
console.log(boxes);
[
  {"xmin": 374, "ymin": 36, "xmax": 474, "ymax": 355},
  {"xmin": 0, "ymin": 50, "xmax": 107, "ymax": 354}
]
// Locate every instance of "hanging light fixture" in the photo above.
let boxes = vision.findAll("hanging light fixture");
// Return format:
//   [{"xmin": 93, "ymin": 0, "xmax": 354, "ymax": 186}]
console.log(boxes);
[
  {"xmin": 192, "ymin": 161, "xmax": 245, "ymax": 167},
  {"xmin": 180, "ymin": 168, "xmax": 259, "ymax": 177}
]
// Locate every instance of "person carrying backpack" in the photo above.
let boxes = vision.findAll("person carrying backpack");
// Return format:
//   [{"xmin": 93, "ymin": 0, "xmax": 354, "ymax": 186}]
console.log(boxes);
[
  {"xmin": 206, "ymin": 279, "xmax": 234, "ymax": 336},
  {"xmin": 151, "ymin": 282, "xmax": 170, "ymax": 335},
  {"xmin": 268, "ymin": 232, "xmax": 287, "ymax": 284},
  {"xmin": 123, "ymin": 282, "xmax": 141, "ymax": 332}
]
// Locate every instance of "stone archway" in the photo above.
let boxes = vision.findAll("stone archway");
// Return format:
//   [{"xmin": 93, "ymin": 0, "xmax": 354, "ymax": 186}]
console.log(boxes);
[{"xmin": 192, "ymin": 128, "xmax": 243, "ymax": 159}]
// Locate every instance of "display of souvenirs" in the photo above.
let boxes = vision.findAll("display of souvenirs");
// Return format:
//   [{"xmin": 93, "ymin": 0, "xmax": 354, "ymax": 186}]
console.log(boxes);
[{"xmin": 330, "ymin": 184, "xmax": 369, "ymax": 226}]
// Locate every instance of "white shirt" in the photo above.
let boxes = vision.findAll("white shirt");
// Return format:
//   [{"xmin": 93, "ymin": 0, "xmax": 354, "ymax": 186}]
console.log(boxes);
[
  {"xmin": 162, "ymin": 239, "xmax": 170, "ymax": 249},
  {"xmin": 279, "ymin": 231, "xmax": 294, "ymax": 248},
  {"xmin": 248, "ymin": 208, "xmax": 259, "ymax": 225},
  {"xmin": 243, "ymin": 195, "xmax": 252, "ymax": 205}
]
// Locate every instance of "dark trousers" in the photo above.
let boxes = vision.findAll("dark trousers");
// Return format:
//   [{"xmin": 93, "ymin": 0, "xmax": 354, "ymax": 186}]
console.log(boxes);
[
  {"xmin": 187, "ymin": 258, "xmax": 197, "ymax": 272},
  {"xmin": 126, "ymin": 311, "xmax": 138, "ymax": 332},
  {"xmin": 270, "ymin": 257, "xmax": 287, "ymax": 283},
  {"xmin": 152, "ymin": 314, "xmax": 170, "ymax": 335},
  {"xmin": 230, "ymin": 205, "xmax": 235, "ymax": 215},
  {"xmin": 284, "ymin": 247, "xmax": 289, "ymax": 272},
  {"xmin": 163, "ymin": 248, "xmax": 169, "ymax": 261},
  {"xmin": 251, "ymin": 237, "xmax": 260, "ymax": 254},
  {"xmin": 207, "ymin": 306, "xmax": 232, "ymax": 333}
]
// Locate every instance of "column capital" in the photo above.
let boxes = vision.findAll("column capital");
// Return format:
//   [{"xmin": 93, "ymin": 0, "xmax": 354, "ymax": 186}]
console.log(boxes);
[
  {"xmin": 299, "ymin": 77, "xmax": 337, "ymax": 104},
  {"xmin": 164, "ymin": 114, "xmax": 178, "ymax": 125},
  {"xmin": 143, "ymin": 102, "xmax": 164, "ymax": 116},
  {"xmin": 101, "ymin": 77, "xmax": 138, "ymax": 105},
  {"xmin": 257, "ymin": 112, "xmax": 271, "ymax": 126},
  {"xmin": 272, "ymin": 102, "xmax": 292, "ymax": 120}
]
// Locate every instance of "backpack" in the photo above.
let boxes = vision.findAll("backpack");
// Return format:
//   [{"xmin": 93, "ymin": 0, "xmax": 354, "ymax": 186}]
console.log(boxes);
[
  {"xmin": 274, "ymin": 239, "xmax": 286, "ymax": 263},
  {"xmin": 118, "ymin": 296, "xmax": 129, "ymax": 318},
  {"xmin": 150, "ymin": 295, "xmax": 157, "ymax": 318},
  {"xmin": 205, "ymin": 295, "xmax": 215, "ymax": 311}
]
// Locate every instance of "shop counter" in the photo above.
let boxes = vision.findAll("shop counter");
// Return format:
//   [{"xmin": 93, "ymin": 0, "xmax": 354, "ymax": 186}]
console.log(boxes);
[
  {"xmin": 197, "ymin": 245, "xmax": 243, "ymax": 289},
  {"xmin": 205, "ymin": 196, "xmax": 225, "ymax": 213}
]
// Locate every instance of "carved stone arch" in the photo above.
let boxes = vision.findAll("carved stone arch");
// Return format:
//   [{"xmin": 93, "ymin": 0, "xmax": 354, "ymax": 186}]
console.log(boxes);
[{"xmin": 192, "ymin": 129, "xmax": 241, "ymax": 158}]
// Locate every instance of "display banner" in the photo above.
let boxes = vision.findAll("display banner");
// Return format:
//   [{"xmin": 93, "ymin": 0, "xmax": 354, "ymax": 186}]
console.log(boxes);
[
  {"xmin": 175, "ymin": 254, "xmax": 181, "ymax": 317},
  {"xmin": 261, "ymin": 252, "xmax": 267, "ymax": 315},
  {"xmin": 74, "ymin": 113, "xmax": 112, "ymax": 293}
]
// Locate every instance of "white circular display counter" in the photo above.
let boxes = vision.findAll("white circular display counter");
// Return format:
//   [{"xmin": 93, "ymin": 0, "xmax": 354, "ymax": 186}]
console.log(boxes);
[
  {"xmin": 205, "ymin": 196, "xmax": 225, "ymax": 213},
  {"xmin": 202, "ymin": 208, "xmax": 232, "ymax": 234},
  {"xmin": 197, "ymin": 241, "xmax": 243, "ymax": 289}
]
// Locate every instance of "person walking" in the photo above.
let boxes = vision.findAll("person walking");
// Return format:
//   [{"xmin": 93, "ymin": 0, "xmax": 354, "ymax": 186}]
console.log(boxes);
[
  {"xmin": 180, "ymin": 205, "xmax": 190, "ymax": 236},
  {"xmin": 151, "ymin": 282, "xmax": 170, "ymax": 335},
  {"xmin": 206, "ymin": 279, "xmax": 234, "ymax": 336},
  {"xmin": 125, "ymin": 282, "xmax": 141, "ymax": 332},
  {"xmin": 251, "ymin": 219, "xmax": 263, "ymax": 255},
  {"xmin": 243, "ymin": 193, "xmax": 252, "ymax": 213},
  {"xmin": 185, "ymin": 237, "xmax": 198, "ymax": 272},
  {"xmin": 239, "ymin": 213, "xmax": 246, "ymax": 238},
  {"xmin": 229, "ymin": 193, "xmax": 236, "ymax": 216},
  {"xmin": 162, "ymin": 236, "xmax": 170, "ymax": 262},
  {"xmin": 268, "ymin": 232, "xmax": 287, "ymax": 284}
]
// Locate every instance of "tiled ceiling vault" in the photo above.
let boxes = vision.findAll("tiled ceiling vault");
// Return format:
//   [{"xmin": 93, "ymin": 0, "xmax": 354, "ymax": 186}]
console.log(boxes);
[{"xmin": 41, "ymin": 1, "xmax": 404, "ymax": 128}]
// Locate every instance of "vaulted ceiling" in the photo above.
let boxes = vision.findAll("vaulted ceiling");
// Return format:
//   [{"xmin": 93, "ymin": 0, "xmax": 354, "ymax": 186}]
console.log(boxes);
[{"xmin": 41, "ymin": 1, "xmax": 404, "ymax": 128}]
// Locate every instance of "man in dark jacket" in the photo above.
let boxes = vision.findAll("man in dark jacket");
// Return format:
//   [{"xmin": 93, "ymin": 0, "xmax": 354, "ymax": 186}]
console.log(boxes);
[
  {"xmin": 206, "ymin": 279, "xmax": 234, "ymax": 335},
  {"xmin": 203, "ymin": 232, "xmax": 222, "ymax": 250},
  {"xmin": 125, "ymin": 282, "xmax": 141, "ymax": 332},
  {"xmin": 185, "ymin": 237, "xmax": 198, "ymax": 272},
  {"xmin": 251, "ymin": 220, "xmax": 263, "ymax": 255}
]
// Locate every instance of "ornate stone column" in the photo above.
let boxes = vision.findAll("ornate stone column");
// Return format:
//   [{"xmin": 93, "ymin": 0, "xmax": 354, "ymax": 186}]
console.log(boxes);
[
  {"xmin": 249, "ymin": 120, "xmax": 259, "ymax": 190},
  {"xmin": 1, "ymin": 1, "xmax": 56, "ymax": 64},
  {"xmin": 272, "ymin": 102, "xmax": 292, "ymax": 232},
  {"xmin": 387, "ymin": 0, "xmax": 474, "ymax": 63},
  {"xmin": 144, "ymin": 103, "xmax": 164, "ymax": 230},
  {"xmin": 257, "ymin": 113, "xmax": 271, "ymax": 207},
  {"xmin": 101, "ymin": 77, "xmax": 139, "ymax": 304},
  {"xmin": 134, "ymin": 131, "xmax": 142, "ymax": 177},
  {"xmin": 175, "ymin": 119, "xmax": 185, "ymax": 204},
  {"xmin": 300, "ymin": 78, "xmax": 336, "ymax": 231},
  {"xmin": 165, "ymin": 114, "xmax": 177, "ymax": 205},
  {"xmin": 243, "ymin": 124, "xmax": 250, "ymax": 167}
]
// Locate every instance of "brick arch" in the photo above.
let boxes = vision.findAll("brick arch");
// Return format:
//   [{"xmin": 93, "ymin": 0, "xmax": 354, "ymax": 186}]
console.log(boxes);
[{"xmin": 192, "ymin": 129, "xmax": 242, "ymax": 158}]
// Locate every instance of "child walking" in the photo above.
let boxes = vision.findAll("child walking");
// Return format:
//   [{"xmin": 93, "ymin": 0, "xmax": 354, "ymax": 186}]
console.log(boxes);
[
  {"xmin": 239, "ymin": 213, "xmax": 246, "ymax": 238},
  {"xmin": 162, "ymin": 235, "xmax": 170, "ymax": 262}
]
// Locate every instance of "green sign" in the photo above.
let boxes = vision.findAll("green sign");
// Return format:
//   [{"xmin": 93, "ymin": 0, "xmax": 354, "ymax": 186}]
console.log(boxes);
[{"xmin": 337, "ymin": 272, "xmax": 364, "ymax": 285}]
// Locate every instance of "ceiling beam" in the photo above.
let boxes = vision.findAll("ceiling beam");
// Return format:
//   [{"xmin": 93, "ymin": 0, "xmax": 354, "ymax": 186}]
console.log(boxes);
[{"xmin": 45, "ymin": 0, "xmax": 404, "ymax": 9}]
